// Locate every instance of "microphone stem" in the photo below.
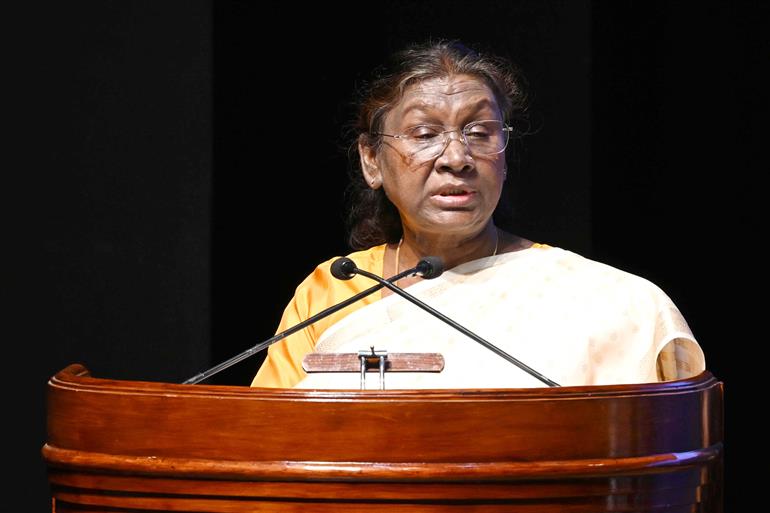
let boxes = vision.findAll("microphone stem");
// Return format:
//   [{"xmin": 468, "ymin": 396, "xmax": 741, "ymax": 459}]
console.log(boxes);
[
  {"xmin": 355, "ymin": 268, "xmax": 560, "ymax": 388},
  {"xmin": 182, "ymin": 267, "xmax": 418, "ymax": 385}
]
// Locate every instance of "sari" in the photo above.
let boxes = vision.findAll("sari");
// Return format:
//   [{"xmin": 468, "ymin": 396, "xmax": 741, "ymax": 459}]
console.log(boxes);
[{"xmin": 254, "ymin": 244, "xmax": 704, "ymax": 389}]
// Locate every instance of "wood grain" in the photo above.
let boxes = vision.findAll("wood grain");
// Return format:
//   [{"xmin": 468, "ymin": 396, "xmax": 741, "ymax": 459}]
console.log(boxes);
[
  {"xmin": 303, "ymin": 352, "xmax": 445, "ymax": 372},
  {"xmin": 43, "ymin": 364, "xmax": 723, "ymax": 512}
]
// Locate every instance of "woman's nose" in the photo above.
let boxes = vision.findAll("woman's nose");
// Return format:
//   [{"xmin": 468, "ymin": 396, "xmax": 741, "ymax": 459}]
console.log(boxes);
[{"xmin": 435, "ymin": 131, "xmax": 474, "ymax": 173}]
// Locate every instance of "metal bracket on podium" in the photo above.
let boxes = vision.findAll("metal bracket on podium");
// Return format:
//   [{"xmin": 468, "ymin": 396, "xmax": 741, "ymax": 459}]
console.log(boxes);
[
  {"xmin": 358, "ymin": 347, "xmax": 387, "ymax": 390},
  {"xmin": 302, "ymin": 348, "xmax": 445, "ymax": 390}
]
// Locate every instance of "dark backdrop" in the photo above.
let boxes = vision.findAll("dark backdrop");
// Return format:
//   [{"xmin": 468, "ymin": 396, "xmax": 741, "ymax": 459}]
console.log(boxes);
[
  {"xmin": 9, "ymin": 1, "xmax": 762, "ymax": 511},
  {"xmin": 11, "ymin": 2, "xmax": 212, "ymax": 511}
]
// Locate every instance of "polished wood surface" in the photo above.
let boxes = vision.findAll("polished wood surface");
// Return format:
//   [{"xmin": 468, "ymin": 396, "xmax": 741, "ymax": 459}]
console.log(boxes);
[{"xmin": 43, "ymin": 364, "xmax": 723, "ymax": 512}]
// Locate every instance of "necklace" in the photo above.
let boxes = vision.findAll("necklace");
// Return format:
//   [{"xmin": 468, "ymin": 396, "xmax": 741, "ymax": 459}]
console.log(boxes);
[{"xmin": 395, "ymin": 229, "xmax": 499, "ymax": 282}]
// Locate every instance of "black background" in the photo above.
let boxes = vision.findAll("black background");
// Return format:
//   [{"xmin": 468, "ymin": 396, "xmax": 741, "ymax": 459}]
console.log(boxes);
[{"xmin": 8, "ymin": 1, "xmax": 764, "ymax": 510}]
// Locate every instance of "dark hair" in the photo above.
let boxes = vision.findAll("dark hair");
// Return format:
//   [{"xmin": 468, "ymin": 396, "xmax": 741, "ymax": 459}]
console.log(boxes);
[{"xmin": 345, "ymin": 39, "xmax": 530, "ymax": 250}]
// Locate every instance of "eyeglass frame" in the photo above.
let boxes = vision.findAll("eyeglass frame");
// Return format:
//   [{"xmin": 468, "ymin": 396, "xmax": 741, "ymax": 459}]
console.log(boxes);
[{"xmin": 373, "ymin": 119, "xmax": 513, "ymax": 159}]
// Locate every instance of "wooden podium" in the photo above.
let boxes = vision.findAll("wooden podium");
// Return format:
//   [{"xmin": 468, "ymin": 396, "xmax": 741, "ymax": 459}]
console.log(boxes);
[{"xmin": 43, "ymin": 364, "xmax": 723, "ymax": 512}]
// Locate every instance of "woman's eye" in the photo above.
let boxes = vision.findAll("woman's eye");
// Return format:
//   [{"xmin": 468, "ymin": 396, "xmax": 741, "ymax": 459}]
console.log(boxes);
[
  {"xmin": 409, "ymin": 127, "xmax": 442, "ymax": 140},
  {"xmin": 467, "ymin": 127, "xmax": 491, "ymax": 139}
]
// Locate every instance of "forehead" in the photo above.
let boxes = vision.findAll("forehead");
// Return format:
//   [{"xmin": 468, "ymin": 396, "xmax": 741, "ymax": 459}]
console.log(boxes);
[{"xmin": 392, "ymin": 74, "xmax": 499, "ymax": 118}]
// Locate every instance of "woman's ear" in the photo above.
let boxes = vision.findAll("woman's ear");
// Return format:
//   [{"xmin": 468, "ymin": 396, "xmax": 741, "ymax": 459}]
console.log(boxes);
[{"xmin": 359, "ymin": 141, "xmax": 382, "ymax": 189}]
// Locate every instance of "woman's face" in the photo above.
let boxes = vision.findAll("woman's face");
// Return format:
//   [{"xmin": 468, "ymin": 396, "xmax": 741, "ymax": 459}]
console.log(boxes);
[{"xmin": 362, "ymin": 74, "xmax": 507, "ymax": 239}]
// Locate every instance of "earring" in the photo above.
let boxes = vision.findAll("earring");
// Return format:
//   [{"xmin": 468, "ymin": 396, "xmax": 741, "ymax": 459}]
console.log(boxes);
[{"xmin": 370, "ymin": 178, "xmax": 376, "ymax": 185}]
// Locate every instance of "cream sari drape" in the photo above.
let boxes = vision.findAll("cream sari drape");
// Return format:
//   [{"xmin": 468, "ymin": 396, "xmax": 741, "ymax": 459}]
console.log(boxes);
[{"xmin": 295, "ymin": 246, "xmax": 704, "ymax": 389}]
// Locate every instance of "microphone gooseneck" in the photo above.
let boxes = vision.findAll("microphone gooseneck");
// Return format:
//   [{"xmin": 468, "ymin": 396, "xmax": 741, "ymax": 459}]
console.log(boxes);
[
  {"xmin": 182, "ymin": 258, "xmax": 422, "ymax": 385},
  {"xmin": 342, "ymin": 258, "xmax": 560, "ymax": 388}
]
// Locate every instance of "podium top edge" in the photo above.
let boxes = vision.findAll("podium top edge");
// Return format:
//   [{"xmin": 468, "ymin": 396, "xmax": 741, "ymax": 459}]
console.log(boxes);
[{"xmin": 50, "ymin": 364, "xmax": 721, "ymax": 401}]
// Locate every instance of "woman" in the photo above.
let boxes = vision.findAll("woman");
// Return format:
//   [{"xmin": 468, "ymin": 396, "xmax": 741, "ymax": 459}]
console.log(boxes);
[{"xmin": 251, "ymin": 40, "xmax": 704, "ymax": 389}]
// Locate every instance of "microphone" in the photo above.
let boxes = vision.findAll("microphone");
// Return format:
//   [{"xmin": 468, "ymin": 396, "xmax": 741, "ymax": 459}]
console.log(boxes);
[
  {"xmin": 331, "ymin": 255, "xmax": 444, "ymax": 281},
  {"xmin": 182, "ymin": 259, "xmax": 435, "ymax": 385},
  {"xmin": 332, "ymin": 257, "xmax": 560, "ymax": 387}
]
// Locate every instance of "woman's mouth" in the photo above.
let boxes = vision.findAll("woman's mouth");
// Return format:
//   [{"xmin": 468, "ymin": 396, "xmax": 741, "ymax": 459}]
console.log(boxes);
[{"xmin": 432, "ymin": 187, "xmax": 477, "ymax": 207}]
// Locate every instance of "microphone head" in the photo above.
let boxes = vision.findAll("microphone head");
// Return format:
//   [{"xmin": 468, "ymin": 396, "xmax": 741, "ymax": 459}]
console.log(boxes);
[
  {"xmin": 330, "ymin": 257, "xmax": 358, "ymax": 280},
  {"xmin": 416, "ymin": 256, "xmax": 444, "ymax": 279}
]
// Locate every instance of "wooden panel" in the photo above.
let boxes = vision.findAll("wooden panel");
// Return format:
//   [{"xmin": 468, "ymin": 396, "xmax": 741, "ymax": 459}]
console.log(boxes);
[
  {"xmin": 44, "ymin": 364, "xmax": 723, "ymax": 512},
  {"xmin": 303, "ymin": 352, "xmax": 445, "ymax": 372}
]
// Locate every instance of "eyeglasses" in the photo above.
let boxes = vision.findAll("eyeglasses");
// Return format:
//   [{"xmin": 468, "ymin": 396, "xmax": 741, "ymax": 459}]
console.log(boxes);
[{"xmin": 375, "ymin": 119, "xmax": 512, "ymax": 161}]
